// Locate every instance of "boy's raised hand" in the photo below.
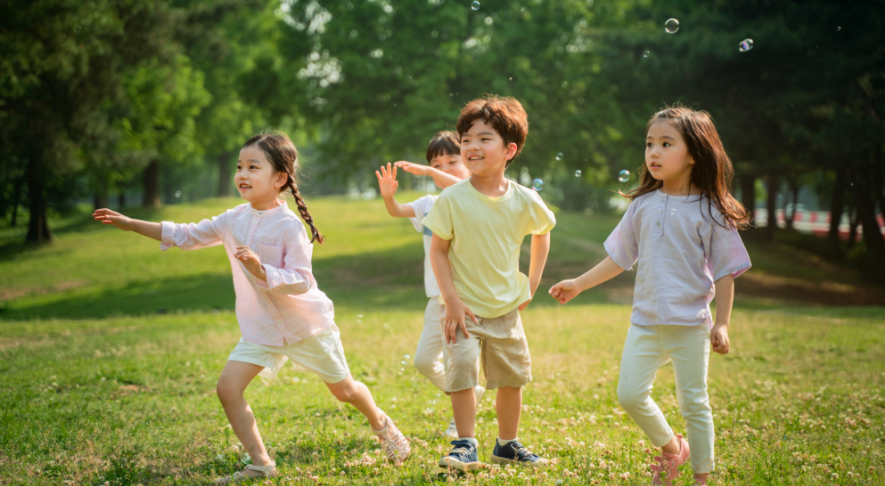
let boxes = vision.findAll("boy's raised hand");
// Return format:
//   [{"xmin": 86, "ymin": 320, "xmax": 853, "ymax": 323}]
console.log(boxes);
[
  {"xmin": 548, "ymin": 279, "xmax": 582, "ymax": 305},
  {"xmin": 375, "ymin": 162, "xmax": 399, "ymax": 198},
  {"xmin": 444, "ymin": 299, "xmax": 477, "ymax": 344},
  {"xmin": 93, "ymin": 208, "xmax": 134, "ymax": 231},
  {"xmin": 393, "ymin": 161, "xmax": 429, "ymax": 176}
]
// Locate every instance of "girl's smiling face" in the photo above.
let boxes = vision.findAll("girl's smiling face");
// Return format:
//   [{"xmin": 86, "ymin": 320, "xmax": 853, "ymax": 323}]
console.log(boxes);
[
  {"xmin": 236, "ymin": 145, "xmax": 287, "ymax": 207},
  {"xmin": 430, "ymin": 154, "xmax": 470, "ymax": 181},
  {"xmin": 645, "ymin": 120, "xmax": 694, "ymax": 183}
]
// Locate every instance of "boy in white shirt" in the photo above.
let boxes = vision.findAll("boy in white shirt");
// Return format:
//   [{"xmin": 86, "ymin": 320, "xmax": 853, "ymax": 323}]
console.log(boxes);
[{"xmin": 375, "ymin": 131, "xmax": 486, "ymax": 437}]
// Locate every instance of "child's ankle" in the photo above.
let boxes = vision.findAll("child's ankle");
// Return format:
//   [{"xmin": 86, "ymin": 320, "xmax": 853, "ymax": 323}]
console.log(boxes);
[{"xmin": 459, "ymin": 437, "xmax": 479, "ymax": 447}]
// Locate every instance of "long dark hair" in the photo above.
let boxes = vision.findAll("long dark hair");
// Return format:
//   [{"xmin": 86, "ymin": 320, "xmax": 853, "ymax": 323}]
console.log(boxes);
[
  {"xmin": 623, "ymin": 106, "xmax": 751, "ymax": 229},
  {"xmin": 242, "ymin": 132, "xmax": 324, "ymax": 244}
]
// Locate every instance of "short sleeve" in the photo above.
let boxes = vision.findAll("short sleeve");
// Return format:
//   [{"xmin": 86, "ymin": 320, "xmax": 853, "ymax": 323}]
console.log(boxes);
[
  {"xmin": 708, "ymin": 220, "xmax": 751, "ymax": 281},
  {"xmin": 422, "ymin": 193, "xmax": 453, "ymax": 240},
  {"xmin": 604, "ymin": 201, "xmax": 639, "ymax": 271},
  {"xmin": 525, "ymin": 190, "xmax": 556, "ymax": 236},
  {"xmin": 406, "ymin": 195, "xmax": 435, "ymax": 233}
]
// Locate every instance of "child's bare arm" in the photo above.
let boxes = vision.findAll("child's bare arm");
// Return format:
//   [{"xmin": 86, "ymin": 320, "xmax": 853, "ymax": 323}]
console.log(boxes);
[
  {"xmin": 375, "ymin": 163, "xmax": 416, "ymax": 218},
  {"xmin": 394, "ymin": 161, "xmax": 461, "ymax": 189},
  {"xmin": 93, "ymin": 209, "xmax": 161, "ymax": 241},
  {"xmin": 548, "ymin": 256, "xmax": 625, "ymax": 304},
  {"xmin": 711, "ymin": 275, "xmax": 734, "ymax": 354},
  {"xmin": 430, "ymin": 234, "xmax": 476, "ymax": 343},
  {"xmin": 519, "ymin": 232, "xmax": 551, "ymax": 311}
]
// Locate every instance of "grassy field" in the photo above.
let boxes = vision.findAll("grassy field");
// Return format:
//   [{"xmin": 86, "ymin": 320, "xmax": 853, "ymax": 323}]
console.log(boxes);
[{"xmin": 1, "ymin": 194, "xmax": 884, "ymax": 485}]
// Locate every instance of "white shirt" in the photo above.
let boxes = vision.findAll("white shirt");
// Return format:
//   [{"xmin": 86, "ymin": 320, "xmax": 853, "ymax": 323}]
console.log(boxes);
[
  {"xmin": 160, "ymin": 201, "xmax": 335, "ymax": 346},
  {"xmin": 604, "ymin": 190, "xmax": 751, "ymax": 328},
  {"xmin": 406, "ymin": 194, "xmax": 441, "ymax": 298}
]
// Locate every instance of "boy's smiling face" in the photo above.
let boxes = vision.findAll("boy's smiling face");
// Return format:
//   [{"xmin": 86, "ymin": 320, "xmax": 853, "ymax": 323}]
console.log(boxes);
[{"xmin": 460, "ymin": 119, "xmax": 517, "ymax": 178}]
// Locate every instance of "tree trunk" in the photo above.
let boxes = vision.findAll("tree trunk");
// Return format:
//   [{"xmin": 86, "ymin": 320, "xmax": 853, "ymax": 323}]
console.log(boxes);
[
  {"xmin": 847, "ymin": 205, "xmax": 859, "ymax": 250},
  {"xmin": 25, "ymin": 158, "xmax": 52, "ymax": 243},
  {"xmin": 142, "ymin": 159, "xmax": 161, "ymax": 208},
  {"xmin": 118, "ymin": 188, "xmax": 127, "ymax": 208},
  {"xmin": 9, "ymin": 177, "xmax": 22, "ymax": 227},
  {"xmin": 93, "ymin": 175, "xmax": 108, "ymax": 210},
  {"xmin": 829, "ymin": 167, "xmax": 846, "ymax": 255},
  {"xmin": 764, "ymin": 173, "xmax": 778, "ymax": 242},
  {"xmin": 740, "ymin": 174, "xmax": 755, "ymax": 226},
  {"xmin": 851, "ymin": 170, "xmax": 885, "ymax": 280},
  {"xmin": 874, "ymin": 145, "xmax": 885, "ymax": 216},
  {"xmin": 217, "ymin": 151, "xmax": 233, "ymax": 198}
]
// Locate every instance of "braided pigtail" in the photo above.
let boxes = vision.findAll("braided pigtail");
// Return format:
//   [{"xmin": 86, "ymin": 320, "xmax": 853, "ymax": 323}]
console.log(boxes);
[{"xmin": 288, "ymin": 176, "xmax": 324, "ymax": 244}]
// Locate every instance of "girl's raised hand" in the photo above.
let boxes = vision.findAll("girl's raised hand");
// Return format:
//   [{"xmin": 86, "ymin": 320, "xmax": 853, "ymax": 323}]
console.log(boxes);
[
  {"xmin": 235, "ymin": 246, "xmax": 266, "ymax": 281},
  {"xmin": 375, "ymin": 163, "xmax": 399, "ymax": 198},
  {"xmin": 548, "ymin": 279, "xmax": 582, "ymax": 305},
  {"xmin": 393, "ymin": 161, "xmax": 429, "ymax": 176},
  {"xmin": 93, "ymin": 208, "xmax": 134, "ymax": 231}
]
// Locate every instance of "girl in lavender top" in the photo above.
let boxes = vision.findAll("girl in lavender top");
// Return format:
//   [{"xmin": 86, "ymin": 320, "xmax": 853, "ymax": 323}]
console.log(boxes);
[
  {"xmin": 93, "ymin": 132, "xmax": 410, "ymax": 483},
  {"xmin": 549, "ymin": 107, "xmax": 752, "ymax": 486}
]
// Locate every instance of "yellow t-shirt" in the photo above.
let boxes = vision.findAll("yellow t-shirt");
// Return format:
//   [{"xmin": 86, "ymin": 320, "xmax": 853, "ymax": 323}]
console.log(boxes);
[{"xmin": 422, "ymin": 178, "xmax": 556, "ymax": 318}]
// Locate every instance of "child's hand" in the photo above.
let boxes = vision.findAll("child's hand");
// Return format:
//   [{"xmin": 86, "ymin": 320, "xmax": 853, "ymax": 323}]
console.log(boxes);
[
  {"xmin": 394, "ymin": 161, "xmax": 429, "ymax": 176},
  {"xmin": 518, "ymin": 297, "xmax": 532, "ymax": 311},
  {"xmin": 711, "ymin": 323, "xmax": 730, "ymax": 354},
  {"xmin": 235, "ymin": 246, "xmax": 267, "ymax": 281},
  {"xmin": 93, "ymin": 208, "xmax": 134, "ymax": 231},
  {"xmin": 375, "ymin": 163, "xmax": 399, "ymax": 199},
  {"xmin": 548, "ymin": 279, "xmax": 582, "ymax": 305},
  {"xmin": 444, "ymin": 299, "xmax": 477, "ymax": 344}
]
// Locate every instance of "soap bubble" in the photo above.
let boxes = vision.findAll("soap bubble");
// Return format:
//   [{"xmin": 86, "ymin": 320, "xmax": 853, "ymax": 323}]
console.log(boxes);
[
  {"xmin": 401, "ymin": 361, "xmax": 407, "ymax": 365},
  {"xmin": 618, "ymin": 170, "xmax": 631, "ymax": 183},
  {"xmin": 356, "ymin": 314, "xmax": 363, "ymax": 323},
  {"xmin": 471, "ymin": 1, "xmax": 480, "ymax": 11},
  {"xmin": 174, "ymin": 191, "xmax": 181, "ymax": 198},
  {"xmin": 74, "ymin": 25, "xmax": 82, "ymax": 34},
  {"xmin": 532, "ymin": 179, "xmax": 543, "ymax": 191},
  {"xmin": 556, "ymin": 152, "xmax": 563, "ymax": 160},
  {"xmin": 739, "ymin": 38, "xmax": 754, "ymax": 52},
  {"xmin": 643, "ymin": 50, "xmax": 650, "ymax": 58},
  {"xmin": 403, "ymin": 354, "xmax": 410, "ymax": 359},
  {"xmin": 575, "ymin": 170, "xmax": 582, "ymax": 177},
  {"xmin": 837, "ymin": 26, "xmax": 841, "ymax": 31},
  {"xmin": 665, "ymin": 18, "xmax": 679, "ymax": 34}
]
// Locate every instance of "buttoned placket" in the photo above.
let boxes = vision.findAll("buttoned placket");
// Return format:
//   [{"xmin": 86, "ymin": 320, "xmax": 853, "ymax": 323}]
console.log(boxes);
[
  {"xmin": 250, "ymin": 209, "xmax": 297, "ymax": 344},
  {"xmin": 653, "ymin": 192, "xmax": 668, "ymax": 324}
]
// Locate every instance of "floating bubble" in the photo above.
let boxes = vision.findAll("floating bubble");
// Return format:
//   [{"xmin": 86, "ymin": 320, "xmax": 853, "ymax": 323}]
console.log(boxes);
[
  {"xmin": 471, "ymin": 1, "xmax": 480, "ymax": 11},
  {"xmin": 837, "ymin": 26, "xmax": 841, "ymax": 31},
  {"xmin": 532, "ymin": 179, "xmax": 543, "ymax": 191},
  {"xmin": 618, "ymin": 170, "xmax": 631, "ymax": 183},
  {"xmin": 643, "ymin": 50, "xmax": 651, "ymax": 58},
  {"xmin": 664, "ymin": 18, "xmax": 679, "ymax": 34},
  {"xmin": 356, "ymin": 314, "xmax": 363, "ymax": 323},
  {"xmin": 556, "ymin": 152, "xmax": 563, "ymax": 160},
  {"xmin": 74, "ymin": 25, "xmax": 82, "ymax": 34},
  {"xmin": 575, "ymin": 170, "xmax": 582, "ymax": 177},
  {"xmin": 403, "ymin": 354, "xmax": 410, "ymax": 359},
  {"xmin": 174, "ymin": 191, "xmax": 181, "ymax": 198},
  {"xmin": 739, "ymin": 38, "xmax": 754, "ymax": 52}
]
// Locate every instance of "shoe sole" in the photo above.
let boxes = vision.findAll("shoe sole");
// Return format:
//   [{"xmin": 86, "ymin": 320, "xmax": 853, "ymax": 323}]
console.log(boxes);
[
  {"xmin": 439, "ymin": 458, "xmax": 482, "ymax": 472},
  {"xmin": 490, "ymin": 454, "xmax": 549, "ymax": 467}
]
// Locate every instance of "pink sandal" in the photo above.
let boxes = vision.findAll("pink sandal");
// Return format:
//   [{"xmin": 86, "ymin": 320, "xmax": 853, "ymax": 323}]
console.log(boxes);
[{"xmin": 650, "ymin": 434, "xmax": 690, "ymax": 485}]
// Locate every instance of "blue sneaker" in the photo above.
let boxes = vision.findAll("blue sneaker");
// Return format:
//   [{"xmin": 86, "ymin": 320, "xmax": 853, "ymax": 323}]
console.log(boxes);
[
  {"xmin": 490, "ymin": 440, "xmax": 549, "ymax": 467},
  {"xmin": 438, "ymin": 439, "xmax": 482, "ymax": 472}
]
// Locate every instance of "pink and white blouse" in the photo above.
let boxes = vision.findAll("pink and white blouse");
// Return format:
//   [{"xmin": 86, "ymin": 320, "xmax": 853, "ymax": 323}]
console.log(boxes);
[{"xmin": 160, "ymin": 201, "xmax": 334, "ymax": 346}]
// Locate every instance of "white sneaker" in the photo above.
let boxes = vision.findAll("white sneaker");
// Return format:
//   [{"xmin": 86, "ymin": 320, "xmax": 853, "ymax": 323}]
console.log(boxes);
[
  {"xmin": 443, "ymin": 418, "xmax": 459, "ymax": 438},
  {"xmin": 474, "ymin": 385, "xmax": 486, "ymax": 404}
]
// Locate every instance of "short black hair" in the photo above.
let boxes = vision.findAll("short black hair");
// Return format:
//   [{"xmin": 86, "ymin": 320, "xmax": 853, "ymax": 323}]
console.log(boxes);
[{"xmin": 426, "ymin": 131, "xmax": 461, "ymax": 163}]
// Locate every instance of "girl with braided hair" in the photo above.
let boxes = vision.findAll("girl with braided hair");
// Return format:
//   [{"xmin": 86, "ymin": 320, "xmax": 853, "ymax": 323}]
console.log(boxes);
[{"xmin": 93, "ymin": 131, "xmax": 410, "ymax": 483}]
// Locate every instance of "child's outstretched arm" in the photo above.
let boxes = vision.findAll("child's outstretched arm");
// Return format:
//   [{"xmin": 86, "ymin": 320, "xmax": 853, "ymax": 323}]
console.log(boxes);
[
  {"xmin": 93, "ymin": 209, "xmax": 161, "ymax": 241},
  {"xmin": 711, "ymin": 275, "xmax": 734, "ymax": 354},
  {"xmin": 375, "ymin": 163, "xmax": 415, "ymax": 218},
  {"xmin": 548, "ymin": 256, "xmax": 625, "ymax": 305},
  {"xmin": 430, "ymin": 234, "xmax": 476, "ymax": 343},
  {"xmin": 518, "ymin": 232, "xmax": 551, "ymax": 311},
  {"xmin": 394, "ymin": 161, "xmax": 461, "ymax": 190}
]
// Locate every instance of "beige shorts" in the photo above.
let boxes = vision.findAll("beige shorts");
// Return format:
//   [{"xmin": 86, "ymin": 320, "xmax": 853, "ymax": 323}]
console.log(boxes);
[
  {"xmin": 228, "ymin": 324, "xmax": 350, "ymax": 384},
  {"xmin": 439, "ymin": 305, "xmax": 532, "ymax": 393}
]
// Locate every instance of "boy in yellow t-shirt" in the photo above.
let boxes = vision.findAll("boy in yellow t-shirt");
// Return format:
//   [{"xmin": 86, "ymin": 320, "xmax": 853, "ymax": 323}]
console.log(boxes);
[{"xmin": 422, "ymin": 95, "xmax": 555, "ymax": 471}]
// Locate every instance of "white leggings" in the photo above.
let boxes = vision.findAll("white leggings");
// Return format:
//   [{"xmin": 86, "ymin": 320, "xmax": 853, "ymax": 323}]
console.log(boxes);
[
  {"xmin": 412, "ymin": 298, "xmax": 449, "ymax": 392},
  {"xmin": 617, "ymin": 324, "xmax": 714, "ymax": 474}
]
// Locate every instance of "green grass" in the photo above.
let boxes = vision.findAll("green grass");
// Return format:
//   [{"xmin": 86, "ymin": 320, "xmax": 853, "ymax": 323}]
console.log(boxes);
[{"xmin": 1, "ymin": 194, "xmax": 884, "ymax": 485}]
